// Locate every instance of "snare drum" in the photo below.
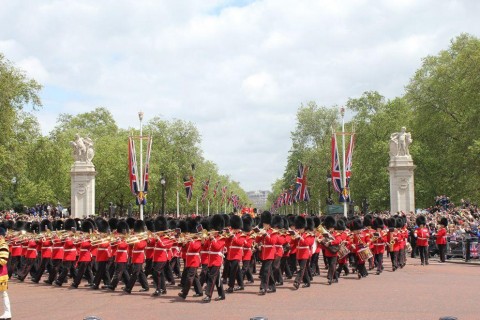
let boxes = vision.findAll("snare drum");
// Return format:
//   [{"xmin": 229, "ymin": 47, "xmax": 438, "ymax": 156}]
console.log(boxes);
[
  {"xmin": 338, "ymin": 244, "xmax": 350, "ymax": 260},
  {"xmin": 357, "ymin": 247, "xmax": 373, "ymax": 262}
]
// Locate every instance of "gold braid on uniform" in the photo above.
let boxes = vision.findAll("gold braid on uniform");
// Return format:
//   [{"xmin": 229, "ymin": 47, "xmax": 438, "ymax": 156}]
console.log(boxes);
[{"xmin": 0, "ymin": 239, "xmax": 9, "ymax": 291}]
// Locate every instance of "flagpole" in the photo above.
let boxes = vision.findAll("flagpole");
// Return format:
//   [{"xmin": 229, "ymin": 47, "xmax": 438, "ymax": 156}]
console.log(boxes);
[
  {"xmin": 207, "ymin": 200, "xmax": 210, "ymax": 216},
  {"xmin": 341, "ymin": 106, "xmax": 347, "ymax": 218},
  {"xmin": 176, "ymin": 190, "xmax": 179, "ymax": 218},
  {"xmin": 196, "ymin": 197, "xmax": 199, "ymax": 216},
  {"xmin": 138, "ymin": 111, "xmax": 144, "ymax": 220}
]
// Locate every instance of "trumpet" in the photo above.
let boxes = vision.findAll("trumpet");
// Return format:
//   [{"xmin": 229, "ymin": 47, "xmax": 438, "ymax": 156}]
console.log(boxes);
[{"xmin": 125, "ymin": 232, "xmax": 149, "ymax": 245}]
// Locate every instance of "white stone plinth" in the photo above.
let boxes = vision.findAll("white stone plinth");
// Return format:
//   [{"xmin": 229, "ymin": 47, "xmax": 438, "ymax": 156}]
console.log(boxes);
[
  {"xmin": 70, "ymin": 162, "xmax": 97, "ymax": 218},
  {"xmin": 388, "ymin": 156, "xmax": 416, "ymax": 214}
]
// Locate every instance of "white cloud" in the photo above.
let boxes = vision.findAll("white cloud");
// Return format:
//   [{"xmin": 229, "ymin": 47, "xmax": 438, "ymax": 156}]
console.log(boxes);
[{"xmin": 1, "ymin": 0, "xmax": 480, "ymax": 191}]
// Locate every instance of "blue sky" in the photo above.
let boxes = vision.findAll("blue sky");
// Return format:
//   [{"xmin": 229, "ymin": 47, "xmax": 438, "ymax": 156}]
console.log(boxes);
[{"xmin": 1, "ymin": 0, "xmax": 480, "ymax": 191}]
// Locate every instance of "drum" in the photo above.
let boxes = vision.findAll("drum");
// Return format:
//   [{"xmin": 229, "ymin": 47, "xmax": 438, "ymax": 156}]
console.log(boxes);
[
  {"xmin": 358, "ymin": 247, "xmax": 373, "ymax": 262},
  {"xmin": 338, "ymin": 243, "xmax": 350, "ymax": 260}
]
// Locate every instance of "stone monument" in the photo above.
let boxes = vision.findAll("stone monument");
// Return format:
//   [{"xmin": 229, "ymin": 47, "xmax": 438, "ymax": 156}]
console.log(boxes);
[
  {"xmin": 388, "ymin": 127, "xmax": 415, "ymax": 213},
  {"xmin": 70, "ymin": 134, "xmax": 96, "ymax": 218}
]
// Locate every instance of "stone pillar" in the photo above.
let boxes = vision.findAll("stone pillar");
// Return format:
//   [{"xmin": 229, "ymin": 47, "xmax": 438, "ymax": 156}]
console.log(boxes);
[
  {"xmin": 71, "ymin": 162, "xmax": 97, "ymax": 218},
  {"xmin": 388, "ymin": 127, "xmax": 415, "ymax": 213},
  {"xmin": 69, "ymin": 134, "xmax": 96, "ymax": 218}
]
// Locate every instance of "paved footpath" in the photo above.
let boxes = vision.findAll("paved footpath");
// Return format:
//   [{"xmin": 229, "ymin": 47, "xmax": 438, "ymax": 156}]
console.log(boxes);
[{"xmin": 8, "ymin": 257, "xmax": 479, "ymax": 320}]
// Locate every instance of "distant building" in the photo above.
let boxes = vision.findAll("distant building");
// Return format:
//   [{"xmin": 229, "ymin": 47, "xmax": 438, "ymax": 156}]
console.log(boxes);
[{"xmin": 246, "ymin": 190, "xmax": 271, "ymax": 211}]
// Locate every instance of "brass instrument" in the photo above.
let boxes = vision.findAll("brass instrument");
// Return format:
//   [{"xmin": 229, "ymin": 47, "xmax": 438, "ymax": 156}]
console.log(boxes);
[
  {"xmin": 389, "ymin": 229, "xmax": 395, "ymax": 252},
  {"xmin": 125, "ymin": 232, "xmax": 149, "ymax": 245}
]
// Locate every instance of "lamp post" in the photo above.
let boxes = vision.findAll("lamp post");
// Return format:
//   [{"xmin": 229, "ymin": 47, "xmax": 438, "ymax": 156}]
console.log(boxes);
[
  {"xmin": 160, "ymin": 175, "xmax": 166, "ymax": 216},
  {"xmin": 138, "ymin": 111, "xmax": 144, "ymax": 220},
  {"xmin": 326, "ymin": 171, "xmax": 332, "ymax": 205}
]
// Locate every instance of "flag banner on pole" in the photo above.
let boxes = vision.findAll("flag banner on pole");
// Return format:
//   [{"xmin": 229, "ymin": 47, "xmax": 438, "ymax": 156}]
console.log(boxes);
[
  {"xmin": 221, "ymin": 185, "xmax": 227, "ymax": 204},
  {"xmin": 201, "ymin": 178, "xmax": 210, "ymax": 203},
  {"xmin": 213, "ymin": 181, "xmax": 219, "ymax": 198},
  {"xmin": 331, "ymin": 133, "xmax": 343, "ymax": 193},
  {"xmin": 288, "ymin": 185, "xmax": 295, "ymax": 205},
  {"xmin": 339, "ymin": 187, "xmax": 350, "ymax": 203},
  {"xmin": 183, "ymin": 175, "xmax": 194, "ymax": 203},
  {"xmin": 295, "ymin": 163, "xmax": 309, "ymax": 202},
  {"xmin": 128, "ymin": 137, "xmax": 139, "ymax": 195},
  {"xmin": 345, "ymin": 133, "xmax": 355, "ymax": 188},
  {"xmin": 142, "ymin": 136, "xmax": 153, "ymax": 195}
]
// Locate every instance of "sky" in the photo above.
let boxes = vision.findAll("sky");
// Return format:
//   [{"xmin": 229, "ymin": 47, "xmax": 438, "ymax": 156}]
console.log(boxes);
[{"xmin": 1, "ymin": 0, "xmax": 479, "ymax": 192}]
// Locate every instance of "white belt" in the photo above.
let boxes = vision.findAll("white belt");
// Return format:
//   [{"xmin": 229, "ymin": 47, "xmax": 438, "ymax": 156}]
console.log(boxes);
[
  {"xmin": 80, "ymin": 249, "xmax": 90, "ymax": 252},
  {"xmin": 64, "ymin": 249, "xmax": 77, "ymax": 252},
  {"xmin": 243, "ymin": 248, "xmax": 251, "ymax": 251},
  {"xmin": 42, "ymin": 248, "xmax": 52, "ymax": 250},
  {"xmin": 12, "ymin": 246, "xmax": 21, "ymax": 249},
  {"xmin": 374, "ymin": 244, "xmax": 385, "ymax": 246},
  {"xmin": 154, "ymin": 248, "xmax": 168, "ymax": 251},
  {"xmin": 116, "ymin": 250, "xmax": 128, "ymax": 253},
  {"xmin": 27, "ymin": 248, "xmax": 37, "ymax": 251},
  {"xmin": 186, "ymin": 253, "xmax": 199, "ymax": 256},
  {"xmin": 297, "ymin": 246, "xmax": 309, "ymax": 249},
  {"xmin": 132, "ymin": 250, "xmax": 144, "ymax": 253},
  {"xmin": 208, "ymin": 251, "xmax": 224, "ymax": 257},
  {"xmin": 229, "ymin": 246, "xmax": 244, "ymax": 249},
  {"xmin": 418, "ymin": 237, "xmax": 428, "ymax": 240},
  {"xmin": 98, "ymin": 248, "xmax": 109, "ymax": 251},
  {"xmin": 274, "ymin": 245, "xmax": 283, "ymax": 248},
  {"xmin": 262, "ymin": 245, "xmax": 273, "ymax": 248}
]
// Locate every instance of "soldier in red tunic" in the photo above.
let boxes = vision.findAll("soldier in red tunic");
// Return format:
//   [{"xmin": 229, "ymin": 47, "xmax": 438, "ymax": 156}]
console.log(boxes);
[
  {"xmin": 45, "ymin": 220, "xmax": 65, "ymax": 285},
  {"xmin": 177, "ymin": 219, "xmax": 203, "ymax": 300},
  {"xmin": 225, "ymin": 215, "xmax": 246, "ymax": 293},
  {"xmin": 241, "ymin": 215, "xmax": 255, "ymax": 284},
  {"xmin": 321, "ymin": 216, "xmax": 342, "ymax": 285},
  {"xmin": 91, "ymin": 219, "xmax": 111, "ymax": 290},
  {"xmin": 371, "ymin": 217, "xmax": 387, "ymax": 275},
  {"xmin": 32, "ymin": 219, "xmax": 53, "ymax": 283},
  {"xmin": 71, "ymin": 220, "xmax": 95, "ymax": 288},
  {"xmin": 151, "ymin": 216, "xmax": 174, "ymax": 296},
  {"xmin": 415, "ymin": 215, "xmax": 430, "ymax": 265},
  {"xmin": 435, "ymin": 217, "xmax": 448, "ymax": 263},
  {"xmin": 55, "ymin": 219, "xmax": 78, "ymax": 286},
  {"xmin": 256, "ymin": 211, "xmax": 278, "ymax": 295},
  {"xmin": 292, "ymin": 215, "xmax": 314, "ymax": 289},
  {"xmin": 123, "ymin": 220, "xmax": 149, "ymax": 294},
  {"xmin": 105, "ymin": 220, "xmax": 130, "ymax": 291}
]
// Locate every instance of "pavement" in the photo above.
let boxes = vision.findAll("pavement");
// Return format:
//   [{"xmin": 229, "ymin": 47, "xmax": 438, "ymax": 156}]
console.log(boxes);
[{"xmin": 7, "ymin": 257, "xmax": 479, "ymax": 320}]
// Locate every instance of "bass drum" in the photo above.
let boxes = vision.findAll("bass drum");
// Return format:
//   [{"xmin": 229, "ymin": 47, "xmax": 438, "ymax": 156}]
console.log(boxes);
[
  {"xmin": 357, "ymin": 247, "xmax": 373, "ymax": 262},
  {"xmin": 338, "ymin": 243, "xmax": 350, "ymax": 260}
]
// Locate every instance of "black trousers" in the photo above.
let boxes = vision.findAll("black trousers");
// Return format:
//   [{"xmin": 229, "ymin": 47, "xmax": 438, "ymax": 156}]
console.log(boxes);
[
  {"xmin": 390, "ymin": 251, "xmax": 399, "ymax": 269},
  {"xmin": 199, "ymin": 264, "xmax": 209, "ymax": 287},
  {"xmin": 48, "ymin": 259, "xmax": 63, "ymax": 283},
  {"xmin": 18, "ymin": 258, "xmax": 36, "ymax": 280},
  {"xmin": 164, "ymin": 260, "xmax": 175, "ymax": 284},
  {"xmin": 170, "ymin": 257, "xmax": 181, "ymax": 277},
  {"xmin": 438, "ymin": 244, "xmax": 447, "ymax": 262},
  {"xmin": 33, "ymin": 257, "xmax": 52, "ymax": 282},
  {"xmin": 152, "ymin": 261, "xmax": 167, "ymax": 291},
  {"xmin": 227, "ymin": 260, "xmax": 244, "ymax": 288},
  {"xmin": 181, "ymin": 267, "xmax": 202, "ymax": 296},
  {"xmin": 335, "ymin": 262, "xmax": 349, "ymax": 276},
  {"xmin": 418, "ymin": 246, "xmax": 429, "ymax": 264},
  {"xmin": 259, "ymin": 259, "xmax": 273, "ymax": 291},
  {"xmin": 8, "ymin": 256, "xmax": 22, "ymax": 278},
  {"xmin": 310, "ymin": 252, "xmax": 320, "ymax": 275},
  {"xmin": 374, "ymin": 253, "xmax": 383, "ymax": 273},
  {"xmin": 125, "ymin": 263, "xmax": 149, "ymax": 291},
  {"xmin": 325, "ymin": 256, "xmax": 338, "ymax": 281},
  {"xmin": 110, "ymin": 262, "xmax": 129, "ymax": 289},
  {"xmin": 241, "ymin": 260, "xmax": 254, "ymax": 283},
  {"xmin": 56, "ymin": 261, "xmax": 74, "ymax": 285},
  {"xmin": 271, "ymin": 256, "xmax": 282, "ymax": 285},
  {"xmin": 93, "ymin": 261, "xmax": 111, "ymax": 287},
  {"xmin": 205, "ymin": 266, "xmax": 225, "ymax": 299},
  {"xmin": 294, "ymin": 259, "xmax": 309, "ymax": 286},
  {"xmin": 399, "ymin": 248, "xmax": 406, "ymax": 267},
  {"xmin": 144, "ymin": 258, "xmax": 153, "ymax": 277},
  {"xmin": 73, "ymin": 261, "xmax": 94, "ymax": 286},
  {"xmin": 287, "ymin": 254, "xmax": 297, "ymax": 276}
]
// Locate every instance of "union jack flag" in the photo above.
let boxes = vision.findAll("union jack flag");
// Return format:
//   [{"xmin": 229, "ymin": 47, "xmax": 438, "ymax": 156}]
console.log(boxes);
[
  {"xmin": 201, "ymin": 178, "xmax": 210, "ymax": 203},
  {"xmin": 331, "ymin": 133, "xmax": 343, "ymax": 193},
  {"xmin": 295, "ymin": 163, "xmax": 309, "ymax": 202},
  {"xmin": 213, "ymin": 181, "xmax": 219, "ymax": 198},
  {"xmin": 221, "ymin": 185, "xmax": 227, "ymax": 204},
  {"xmin": 183, "ymin": 175, "xmax": 194, "ymax": 203},
  {"xmin": 128, "ymin": 137, "xmax": 139, "ymax": 196},
  {"xmin": 345, "ymin": 133, "xmax": 355, "ymax": 188}
]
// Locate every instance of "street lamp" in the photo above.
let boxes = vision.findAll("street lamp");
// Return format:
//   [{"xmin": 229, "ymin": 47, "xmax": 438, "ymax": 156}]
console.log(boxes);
[
  {"xmin": 326, "ymin": 171, "xmax": 332, "ymax": 205},
  {"xmin": 160, "ymin": 175, "xmax": 166, "ymax": 216}
]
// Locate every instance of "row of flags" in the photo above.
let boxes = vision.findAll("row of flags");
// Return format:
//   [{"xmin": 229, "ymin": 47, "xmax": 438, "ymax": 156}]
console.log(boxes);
[
  {"xmin": 128, "ymin": 136, "xmax": 153, "ymax": 205},
  {"xmin": 183, "ymin": 175, "xmax": 242, "ymax": 208},
  {"xmin": 272, "ymin": 162, "xmax": 310, "ymax": 210}
]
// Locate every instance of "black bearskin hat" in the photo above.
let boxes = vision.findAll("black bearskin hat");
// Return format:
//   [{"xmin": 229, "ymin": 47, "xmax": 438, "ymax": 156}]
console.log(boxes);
[
  {"xmin": 230, "ymin": 215, "xmax": 243, "ymax": 230},
  {"xmin": 222, "ymin": 214, "xmax": 231, "ymax": 227},
  {"xmin": 242, "ymin": 216, "xmax": 252, "ymax": 232},
  {"xmin": 416, "ymin": 215, "xmax": 426, "ymax": 227},
  {"xmin": 261, "ymin": 211, "xmax": 272, "ymax": 225},
  {"xmin": 31, "ymin": 221, "xmax": 40, "ymax": 234},
  {"xmin": 282, "ymin": 216, "xmax": 289, "ymax": 229},
  {"xmin": 167, "ymin": 219, "xmax": 177, "ymax": 230},
  {"xmin": 200, "ymin": 218, "xmax": 210, "ymax": 231},
  {"xmin": 363, "ymin": 214, "xmax": 373, "ymax": 228},
  {"xmin": 186, "ymin": 218, "xmax": 198, "ymax": 233},
  {"xmin": 24, "ymin": 222, "xmax": 32, "ymax": 233},
  {"xmin": 313, "ymin": 216, "xmax": 321, "ymax": 229},
  {"xmin": 177, "ymin": 220, "xmax": 188, "ymax": 233},
  {"xmin": 53, "ymin": 220, "xmax": 65, "ymax": 231},
  {"xmin": 4, "ymin": 220, "xmax": 13, "ymax": 231},
  {"xmin": 96, "ymin": 219, "xmax": 110, "ymax": 233},
  {"xmin": 65, "ymin": 218, "xmax": 77, "ymax": 231},
  {"xmin": 40, "ymin": 219, "xmax": 52, "ymax": 232},
  {"xmin": 287, "ymin": 214, "xmax": 295, "ymax": 228},
  {"xmin": 14, "ymin": 220, "xmax": 26, "ymax": 231},
  {"xmin": 210, "ymin": 214, "xmax": 225, "ymax": 232},
  {"xmin": 155, "ymin": 216, "xmax": 168, "ymax": 232},
  {"xmin": 108, "ymin": 218, "xmax": 119, "ymax": 231},
  {"xmin": 395, "ymin": 216, "xmax": 404, "ymax": 228},
  {"xmin": 145, "ymin": 219, "xmax": 155, "ymax": 232},
  {"xmin": 134, "ymin": 220, "xmax": 146, "ymax": 233},
  {"xmin": 82, "ymin": 220, "xmax": 95, "ymax": 233},
  {"xmin": 116, "ymin": 220, "xmax": 129, "ymax": 234},
  {"xmin": 85, "ymin": 218, "xmax": 97, "ymax": 230},
  {"xmin": 386, "ymin": 217, "xmax": 396, "ymax": 229},
  {"xmin": 271, "ymin": 215, "xmax": 284, "ymax": 229},
  {"xmin": 335, "ymin": 219, "xmax": 346, "ymax": 231},
  {"xmin": 323, "ymin": 216, "xmax": 336, "ymax": 230},
  {"xmin": 306, "ymin": 217, "xmax": 314, "ymax": 231},
  {"xmin": 373, "ymin": 217, "xmax": 385, "ymax": 230},
  {"xmin": 126, "ymin": 217, "xmax": 136, "ymax": 230},
  {"xmin": 350, "ymin": 218, "xmax": 363, "ymax": 231},
  {"xmin": 440, "ymin": 217, "xmax": 448, "ymax": 227},
  {"xmin": 294, "ymin": 215, "xmax": 307, "ymax": 229}
]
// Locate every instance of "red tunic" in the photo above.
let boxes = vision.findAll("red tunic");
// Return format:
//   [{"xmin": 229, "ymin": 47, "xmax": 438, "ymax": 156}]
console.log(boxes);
[
  {"xmin": 322, "ymin": 231, "xmax": 342, "ymax": 257},
  {"xmin": 96, "ymin": 241, "xmax": 112, "ymax": 262},
  {"xmin": 274, "ymin": 234, "xmax": 286, "ymax": 258},
  {"xmin": 296, "ymin": 233, "xmax": 314, "ymax": 260},
  {"xmin": 40, "ymin": 239, "xmax": 53, "ymax": 259},
  {"xmin": 25, "ymin": 239, "xmax": 38, "ymax": 259},
  {"xmin": 415, "ymin": 227, "xmax": 430, "ymax": 247},
  {"xmin": 78, "ymin": 240, "xmax": 92, "ymax": 262},
  {"xmin": 52, "ymin": 237, "xmax": 64, "ymax": 260},
  {"xmin": 131, "ymin": 240, "xmax": 147, "ymax": 264},
  {"xmin": 243, "ymin": 237, "xmax": 254, "ymax": 261},
  {"xmin": 256, "ymin": 229, "xmax": 278, "ymax": 261},
  {"xmin": 10, "ymin": 239, "xmax": 23, "ymax": 257},
  {"xmin": 62, "ymin": 238, "xmax": 77, "ymax": 261},
  {"xmin": 436, "ymin": 228, "xmax": 447, "ymax": 245},
  {"xmin": 153, "ymin": 236, "xmax": 173, "ymax": 263},
  {"xmin": 337, "ymin": 231, "xmax": 351, "ymax": 264},
  {"xmin": 371, "ymin": 231, "xmax": 387, "ymax": 255},
  {"xmin": 184, "ymin": 239, "xmax": 202, "ymax": 268},
  {"xmin": 115, "ymin": 240, "xmax": 129, "ymax": 263},
  {"xmin": 145, "ymin": 238, "xmax": 155, "ymax": 260},
  {"xmin": 200, "ymin": 239, "xmax": 210, "ymax": 265},
  {"xmin": 227, "ymin": 232, "xmax": 247, "ymax": 261},
  {"xmin": 207, "ymin": 236, "xmax": 226, "ymax": 267}
]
